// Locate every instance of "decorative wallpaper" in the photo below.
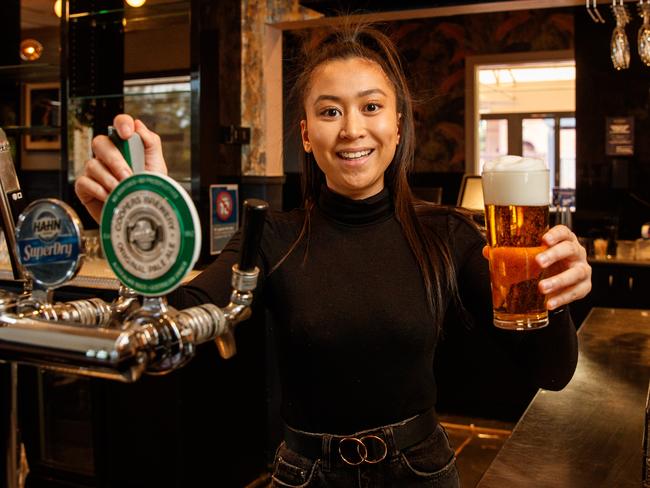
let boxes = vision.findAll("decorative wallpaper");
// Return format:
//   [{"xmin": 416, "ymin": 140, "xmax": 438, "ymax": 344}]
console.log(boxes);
[{"xmin": 393, "ymin": 10, "xmax": 574, "ymax": 172}]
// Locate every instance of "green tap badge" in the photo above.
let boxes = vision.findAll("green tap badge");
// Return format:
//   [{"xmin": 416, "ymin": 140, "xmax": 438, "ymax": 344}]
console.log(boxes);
[{"xmin": 100, "ymin": 172, "xmax": 201, "ymax": 296}]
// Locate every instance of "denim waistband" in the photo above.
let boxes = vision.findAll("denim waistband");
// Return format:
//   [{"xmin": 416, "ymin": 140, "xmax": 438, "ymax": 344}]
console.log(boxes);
[{"xmin": 283, "ymin": 408, "xmax": 438, "ymax": 470}]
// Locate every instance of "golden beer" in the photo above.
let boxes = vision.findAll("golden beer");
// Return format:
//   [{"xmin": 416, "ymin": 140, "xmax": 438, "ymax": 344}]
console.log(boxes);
[
  {"xmin": 482, "ymin": 160, "xmax": 550, "ymax": 330},
  {"xmin": 485, "ymin": 204, "xmax": 549, "ymax": 329}
]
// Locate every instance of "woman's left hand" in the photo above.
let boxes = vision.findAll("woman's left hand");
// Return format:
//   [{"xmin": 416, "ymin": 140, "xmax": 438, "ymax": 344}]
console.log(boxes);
[{"xmin": 535, "ymin": 225, "xmax": 592, "ymax": 310}]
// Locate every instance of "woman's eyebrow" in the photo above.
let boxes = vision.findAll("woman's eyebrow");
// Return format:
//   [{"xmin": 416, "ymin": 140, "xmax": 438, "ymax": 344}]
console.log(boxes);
[
  {"xmin": 313, "ymin": 94, "xmax": 341, "ymax": 105},
  {"xmin": 313, "ymin": 89, "xmax": 387, "ymax": 105},
  {"xmin": 358, "ymin": 88, "xmax": 387, "ymax": 98}
]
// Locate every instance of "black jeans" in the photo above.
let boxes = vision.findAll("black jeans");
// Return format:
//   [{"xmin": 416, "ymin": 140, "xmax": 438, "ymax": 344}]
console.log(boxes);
[{"xmin": 271, "ymin": 423, "xmax": 460, "ymax": 488}]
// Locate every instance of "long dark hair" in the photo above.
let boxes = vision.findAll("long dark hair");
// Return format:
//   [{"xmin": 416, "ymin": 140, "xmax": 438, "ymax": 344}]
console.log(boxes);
[{"xmin": 277, "ymin": 24, "xmax": 466, "ymax": 328}]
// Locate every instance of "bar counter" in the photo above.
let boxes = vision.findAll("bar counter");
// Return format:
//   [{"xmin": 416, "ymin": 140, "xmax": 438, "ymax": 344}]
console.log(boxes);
[
  {"xmin": 478, "ymin": 307, "xmax": 650, "ymax": 488},
  {"xmin": 0, "ymin": 258, "xmax": 201, "ymax": 290}
]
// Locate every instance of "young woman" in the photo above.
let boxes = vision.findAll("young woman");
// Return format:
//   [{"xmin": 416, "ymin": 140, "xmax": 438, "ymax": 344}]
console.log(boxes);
[{"xmin": 76, "ymin": 25, "xmax": 591, "ymax": 488}]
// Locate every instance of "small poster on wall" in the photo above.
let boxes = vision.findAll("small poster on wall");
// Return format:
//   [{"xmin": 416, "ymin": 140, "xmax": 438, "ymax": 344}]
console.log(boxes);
[
  {"xmin": 210, "ymin": 184, "xmax": 239, "ymax": 255},
  {"xmin": 23, "ymin": 82, "xmax": 60, "ymax": 150},
  {"xmin": 606, "ymin": 116, "xmax": 634, "ymax": 156}
]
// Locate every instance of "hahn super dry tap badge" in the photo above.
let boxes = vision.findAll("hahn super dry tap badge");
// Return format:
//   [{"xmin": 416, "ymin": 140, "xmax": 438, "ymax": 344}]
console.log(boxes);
[{"xmin": 15, "ymin": 199, "xmax": 84, "ymax": 288}]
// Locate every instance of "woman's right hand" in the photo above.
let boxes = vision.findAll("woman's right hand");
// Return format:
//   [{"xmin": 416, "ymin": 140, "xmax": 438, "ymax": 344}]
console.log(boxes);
[{"xmin": 74, "ymin": 114, "xmax": 168, "ymax": 223}]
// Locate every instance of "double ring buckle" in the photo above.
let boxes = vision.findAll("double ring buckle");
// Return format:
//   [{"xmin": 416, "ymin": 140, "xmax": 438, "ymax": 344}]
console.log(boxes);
[{"xmin": 338, "ymin": 434, "xmax": 388, "ymax": 465}]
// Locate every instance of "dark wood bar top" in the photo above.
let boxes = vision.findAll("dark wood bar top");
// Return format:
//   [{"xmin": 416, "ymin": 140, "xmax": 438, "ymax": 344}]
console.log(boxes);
[{"xmin": 477, "ymin": 307, "xmax": 650, "ymax": 488}]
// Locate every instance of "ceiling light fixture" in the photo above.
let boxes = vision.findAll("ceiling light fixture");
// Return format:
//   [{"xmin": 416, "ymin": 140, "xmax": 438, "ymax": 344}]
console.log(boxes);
[
  {"xmin": 125, "ymin": 0, "xmax": 147, "ymax": 7},
  {"xmin": 20, "ymin": 39, "xmax": 44, "ymax": 62}
]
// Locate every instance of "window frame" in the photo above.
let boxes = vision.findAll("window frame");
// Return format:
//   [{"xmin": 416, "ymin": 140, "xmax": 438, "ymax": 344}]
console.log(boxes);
[{"xmin": 479, "ymin": 111, "xmax": 575, "ymax": 189}]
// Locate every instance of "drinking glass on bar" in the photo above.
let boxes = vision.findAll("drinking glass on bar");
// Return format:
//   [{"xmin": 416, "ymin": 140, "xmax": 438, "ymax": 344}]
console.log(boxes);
[{"xmin": 482, "ymin": 156, "xmax": 550, "ymax": 330}]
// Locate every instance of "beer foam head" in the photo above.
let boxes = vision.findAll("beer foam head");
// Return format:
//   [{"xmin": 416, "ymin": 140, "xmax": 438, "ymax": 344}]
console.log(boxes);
[
  {"xmin": 482, "ymin": 156, "xmax": 549, "ymax": 206},
  {"xmin": 483, "ymin": 155, "xmax": 547, "ymax": 172}
]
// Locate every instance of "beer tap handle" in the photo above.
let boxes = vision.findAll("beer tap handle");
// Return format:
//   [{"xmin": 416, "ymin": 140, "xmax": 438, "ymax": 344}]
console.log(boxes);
[
  {"xmin": 238, "ymin": 199, "xmax": 269, "ymax": 273},
  {"xmin": 214, "ymin": 199, "xmax": 268, "ymax": 359},
  {"xmin": 108, "ymin": 126, "xmax": 145, "ymax": 174},
  {"xmin": 0, "ymin": 130, "xmax": 27, "ymax": 222},
  {"xmin": 0, "ymin": 129, "xmax": 27, "ymax": 282}
]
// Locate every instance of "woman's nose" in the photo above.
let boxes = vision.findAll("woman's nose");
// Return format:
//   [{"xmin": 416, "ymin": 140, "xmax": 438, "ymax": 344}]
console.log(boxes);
[{"xmin": 339, "ymin": 112, "xmax": 366, "ymax": 139}]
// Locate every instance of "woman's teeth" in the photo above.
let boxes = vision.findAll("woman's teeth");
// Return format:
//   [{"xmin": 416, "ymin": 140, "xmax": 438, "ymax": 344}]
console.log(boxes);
[{"xmin": 338, "ymin": 149, "xmax": 372, "ymax": 160}]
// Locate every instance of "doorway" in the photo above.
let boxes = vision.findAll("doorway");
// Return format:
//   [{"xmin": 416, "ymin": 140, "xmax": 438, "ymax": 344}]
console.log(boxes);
[{"xmin": 466, "ymin": 51, "xmax": 576, "ymax": 197}]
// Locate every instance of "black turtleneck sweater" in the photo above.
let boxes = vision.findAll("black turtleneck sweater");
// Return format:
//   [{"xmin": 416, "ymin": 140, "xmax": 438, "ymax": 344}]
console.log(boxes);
[{"xmin": 176, "ymin": 187, "xmax": 578, "ymax": 434}]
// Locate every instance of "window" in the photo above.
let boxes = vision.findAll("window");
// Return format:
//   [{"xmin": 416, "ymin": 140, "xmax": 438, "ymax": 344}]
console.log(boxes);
[
  {"xmin": 478, "ymin": 118, "xmax": 508, "ymax": 172},
  {"xmin": 124, "ymin": 76, "xmax": 191, "ymax": 185},
  {"xmin": 476, "ymin": 59, "xmax": 576, "ymax": 197},
  {"xmin": 479, "ymin": 113, "xmax": 575, "ymax": 195}
]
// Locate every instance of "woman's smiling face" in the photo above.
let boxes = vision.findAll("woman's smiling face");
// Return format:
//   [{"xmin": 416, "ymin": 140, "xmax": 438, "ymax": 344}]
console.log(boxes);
[{"xmin": 300, "ymin": 57, "xmax": 401, "ymax": 200}]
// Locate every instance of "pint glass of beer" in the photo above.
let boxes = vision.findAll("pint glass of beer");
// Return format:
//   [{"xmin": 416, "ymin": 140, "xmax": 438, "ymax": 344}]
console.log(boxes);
[{"xmin": 482, "ymin": 156, "xmax": 550, "ymax": 330}]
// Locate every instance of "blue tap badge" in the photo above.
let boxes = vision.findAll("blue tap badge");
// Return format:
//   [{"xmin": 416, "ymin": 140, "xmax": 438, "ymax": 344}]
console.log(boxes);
[{"xmin": 15, "ymin": 199, "xmax": 84, "ymax": 288}]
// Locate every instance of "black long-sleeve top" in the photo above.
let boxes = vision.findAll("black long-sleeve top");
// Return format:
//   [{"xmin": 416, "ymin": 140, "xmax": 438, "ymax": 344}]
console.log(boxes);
[{"xmin": 173, "ymin": 186, "xmax": 578, "ymax": 434}]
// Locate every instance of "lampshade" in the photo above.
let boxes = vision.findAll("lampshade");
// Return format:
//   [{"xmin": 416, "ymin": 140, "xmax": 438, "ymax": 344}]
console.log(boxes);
[
  {"xmin": 20, "ymin": 39, "xmax": 43, "ymax": 62},
  {"xmin": 125, "ymin": 0, "xmax": 146, "ymax": 6}
]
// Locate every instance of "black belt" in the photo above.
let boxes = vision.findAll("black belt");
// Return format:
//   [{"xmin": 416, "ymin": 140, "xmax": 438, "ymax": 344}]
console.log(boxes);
[{"xmin": 283, "ymin": 408, "xmax": 438, "ymax": 466}]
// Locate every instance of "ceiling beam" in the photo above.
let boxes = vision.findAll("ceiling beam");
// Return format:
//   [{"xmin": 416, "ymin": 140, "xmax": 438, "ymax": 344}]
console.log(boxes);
[{"xmin": 272, "ymin": 0, "xmax": 631, "ymax": 30}]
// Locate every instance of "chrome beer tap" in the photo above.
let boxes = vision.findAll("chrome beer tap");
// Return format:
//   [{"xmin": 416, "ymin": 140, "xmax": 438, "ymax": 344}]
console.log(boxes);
[
  {"xmin": 0, "ymin": 172, "xmax": 267, "ymax": 381},
  {"xmin": 0, "ymin": 128, "xmax": 29, "ymax": 488},
  {"xmin": 0, "ymin": 135, "xmax": 105, "ymax": 324},
  {"xmin": 0, "ymin": 129, "xmax": 27, "ymax": 284},
  {"xmin": 0, "ymin": 128, "xmax": 138, "ymax": 327},
  {"xmin": 214, "ymin": 198, "xmax": 267, "ymax": 359},
  {"xmin": 0, "ymin": 129, "xmax": 267, "ymax": 488},
  {"xmin": 0, "ymin": 124, "xmax": 268, "ymax": 375},
  {"xmin": 12, "ymin": 198, "xmax": 112, "ymax": 325},
  {"xmin": 115, "ymin": 197, "xmax": 268, "ymax": 372}
]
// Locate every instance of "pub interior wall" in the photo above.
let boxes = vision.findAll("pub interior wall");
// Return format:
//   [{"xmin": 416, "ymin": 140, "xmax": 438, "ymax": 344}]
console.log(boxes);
[{"xmin": 574, "ymin": 10, "xmax": 650, "ymax": 240}]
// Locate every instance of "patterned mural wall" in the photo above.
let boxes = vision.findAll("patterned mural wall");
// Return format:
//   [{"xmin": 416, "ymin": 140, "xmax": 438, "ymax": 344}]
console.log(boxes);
[{"xmin": 396, "ymin": 9, "xmax": 574, "ymax": 173}]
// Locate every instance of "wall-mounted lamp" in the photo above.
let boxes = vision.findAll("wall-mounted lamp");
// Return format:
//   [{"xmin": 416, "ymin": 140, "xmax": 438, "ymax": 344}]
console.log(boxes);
[
  {"xmin": 20, "ymin": 39, "xmax": 43, "ymax": 62},
  {"xmin": 54, "ymin": 0, "xmax": 62, "ymax": 18},
  {"xmin": 125, "ymin": 0, "xmax": 147, "ymax": 6}
]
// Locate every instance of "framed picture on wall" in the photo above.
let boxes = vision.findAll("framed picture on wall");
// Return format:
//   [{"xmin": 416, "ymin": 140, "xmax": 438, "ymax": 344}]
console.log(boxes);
[{"xmin": 23, "ymin": 82, "xmax": 60, "ymax": 150}]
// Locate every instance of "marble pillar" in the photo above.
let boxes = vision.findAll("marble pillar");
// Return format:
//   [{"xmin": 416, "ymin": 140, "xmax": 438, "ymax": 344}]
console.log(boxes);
[{"xmin": 241, "ymin": 0, "xmax": 321, "ymax": 177}]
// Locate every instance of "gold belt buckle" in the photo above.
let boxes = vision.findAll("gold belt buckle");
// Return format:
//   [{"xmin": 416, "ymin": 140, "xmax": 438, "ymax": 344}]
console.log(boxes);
[{"xmin": 338, "ymin": 434, "xmax": 388, "ymax": 465}]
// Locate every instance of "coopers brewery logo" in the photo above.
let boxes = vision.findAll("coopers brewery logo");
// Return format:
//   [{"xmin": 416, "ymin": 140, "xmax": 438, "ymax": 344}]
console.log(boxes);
[{"xmin": 110, "ymin": 190, "xmax": 181, "ymax": 280}]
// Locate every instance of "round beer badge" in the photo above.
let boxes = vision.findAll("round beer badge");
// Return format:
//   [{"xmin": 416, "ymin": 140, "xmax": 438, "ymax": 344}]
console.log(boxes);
[
  {"xmin": 100, "ymin": 172, "xmax": 201, "ymax": 296},
  {"xmin": 15, "ymin": 199, "xmax": 84, "ymax": 288}
]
